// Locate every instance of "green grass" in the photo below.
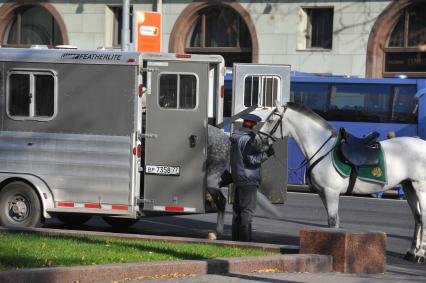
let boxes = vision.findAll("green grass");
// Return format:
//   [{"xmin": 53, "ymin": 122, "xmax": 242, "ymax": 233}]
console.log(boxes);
[{"xmin": 0, "ymin": 232, "xmax": 276, "ymax": 271}]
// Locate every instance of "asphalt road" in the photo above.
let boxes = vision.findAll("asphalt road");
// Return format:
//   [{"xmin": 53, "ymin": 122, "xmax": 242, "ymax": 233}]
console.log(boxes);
[{"xmin": 44, "ymin": 192, "xmax": 426, "ymax": 282}]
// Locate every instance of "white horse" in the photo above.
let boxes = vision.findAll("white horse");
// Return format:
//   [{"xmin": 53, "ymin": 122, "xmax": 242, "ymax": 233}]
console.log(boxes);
[{"xmin": 258, "ymin": 102, "xmax": 426, "ymax": 263}]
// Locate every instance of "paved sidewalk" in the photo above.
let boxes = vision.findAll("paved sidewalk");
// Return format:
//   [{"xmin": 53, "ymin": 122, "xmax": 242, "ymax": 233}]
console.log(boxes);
[{"xmin": 132, "ymin": 262, "xmax": 426, "ymax": 283}]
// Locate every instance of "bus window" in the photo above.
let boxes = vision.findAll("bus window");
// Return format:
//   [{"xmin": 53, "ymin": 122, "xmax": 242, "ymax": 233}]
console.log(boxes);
[
  {"xmin": 330, "ymin": 84, "xmax": 391, "ymax": 122},
  {"xmin": 290, "ymin": 82, "xmax": 329, "ymax": 115},
  {"xmin": 392, "ymin": 85, "xmax": 417, "ymax": 123}
]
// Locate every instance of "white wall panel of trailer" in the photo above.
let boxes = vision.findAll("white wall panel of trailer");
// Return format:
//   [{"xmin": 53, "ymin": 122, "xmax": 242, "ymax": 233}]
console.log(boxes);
[{"xmin": 0, "ymin": 48, "xmax": 141, "ymax": 217}]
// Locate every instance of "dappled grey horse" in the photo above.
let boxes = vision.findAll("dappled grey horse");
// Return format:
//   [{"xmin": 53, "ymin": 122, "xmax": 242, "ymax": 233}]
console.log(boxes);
[{"xmin": 206, "ymin": 125, "xmax": 230, "ymax": 236}]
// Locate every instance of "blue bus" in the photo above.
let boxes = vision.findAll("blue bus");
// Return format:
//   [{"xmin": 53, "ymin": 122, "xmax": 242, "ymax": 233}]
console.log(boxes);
[{"xmin": 224, "ymin": 70, "xmax": 426, "ymax": 186}]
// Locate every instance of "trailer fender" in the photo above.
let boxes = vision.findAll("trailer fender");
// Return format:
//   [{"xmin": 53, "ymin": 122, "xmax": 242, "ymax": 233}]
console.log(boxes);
[{"xmin": 0, "ymin": 173, "xmax": 55, "ymax": 219}]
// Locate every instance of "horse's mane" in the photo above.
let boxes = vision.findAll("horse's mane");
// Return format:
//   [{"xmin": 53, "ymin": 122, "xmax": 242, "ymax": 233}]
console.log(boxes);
[{"xmin": 286, "ymin": 102, "xmax": 337, "ymax": 135}]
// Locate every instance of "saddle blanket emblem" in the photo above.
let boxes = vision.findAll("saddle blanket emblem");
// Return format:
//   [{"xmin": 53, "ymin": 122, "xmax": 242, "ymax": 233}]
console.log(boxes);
[
  {"xmin": 332, "ymin": 136, "xmax": 387, "ymax": 184},
  {"xmin": 371, "ymin": 167, "xmax": 382, "ymax": 177}
]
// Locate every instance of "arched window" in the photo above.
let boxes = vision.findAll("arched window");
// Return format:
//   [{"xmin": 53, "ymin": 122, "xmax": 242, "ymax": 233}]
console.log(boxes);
[
  {"xmin": 384, "ymin": 3, "xmax": 426, "ymax": 76},
  {"xmin": 388, "ymin": 4, "xmax": 426, "ymax": 48},
  {"xmin": 185, "ymin": 6, "xmax": 252, "ymax": 67},
  {"xmin": 2, "ymin": 5, "xmax": 63, "ymax": 47},
  {"xmin": 366, "ymin": 1, "xmax": 426, "ymax": 78}
]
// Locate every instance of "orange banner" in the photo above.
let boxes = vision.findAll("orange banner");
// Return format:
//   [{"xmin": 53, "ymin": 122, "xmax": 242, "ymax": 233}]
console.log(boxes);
[{"xmin": 136, "ymin": 12, "xmax": 161, "ymax": 52}]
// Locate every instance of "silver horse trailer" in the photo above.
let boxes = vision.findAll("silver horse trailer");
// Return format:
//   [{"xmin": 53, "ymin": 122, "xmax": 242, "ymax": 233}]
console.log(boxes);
[{"xmin": 0, "ymin": 48, "xmax": 224, "ymax": 228}]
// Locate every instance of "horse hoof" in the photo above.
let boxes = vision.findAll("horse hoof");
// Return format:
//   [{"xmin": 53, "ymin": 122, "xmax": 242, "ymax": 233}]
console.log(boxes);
[
  {"xmin": 207, "ymin": 232, "xmax": 217, "ymax": 240},
  {"xmin": 404, "ymin": 252, "xmax": 415, "ymax": 261},
  {"xmin": 414, "ymin": 256, "xmax": 425, "ymax": 264}
]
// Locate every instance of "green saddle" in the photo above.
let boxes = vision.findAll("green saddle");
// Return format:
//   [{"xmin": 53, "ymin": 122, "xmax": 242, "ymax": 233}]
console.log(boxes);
[{"xmin": 332, "ymin": 134, "xmax": 387, "ymax": 184}]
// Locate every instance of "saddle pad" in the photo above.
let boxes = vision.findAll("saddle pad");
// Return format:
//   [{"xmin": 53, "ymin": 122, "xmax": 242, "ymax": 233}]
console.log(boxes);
[{"xmin": 332, "ymin": 135, "xmax": 387, "ymax": 184}]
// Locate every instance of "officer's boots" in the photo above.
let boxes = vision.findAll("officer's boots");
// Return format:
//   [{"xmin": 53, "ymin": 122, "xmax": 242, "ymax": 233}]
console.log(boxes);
[{"xmin": 237, "ymin": 224, "xmax": 252, "ymax": 242}]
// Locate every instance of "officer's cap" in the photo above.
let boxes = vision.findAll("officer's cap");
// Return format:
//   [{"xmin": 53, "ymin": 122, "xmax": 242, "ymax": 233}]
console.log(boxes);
[{"xmin": 241, "ymin": 113, "xmax": 262, "ymax": 123}]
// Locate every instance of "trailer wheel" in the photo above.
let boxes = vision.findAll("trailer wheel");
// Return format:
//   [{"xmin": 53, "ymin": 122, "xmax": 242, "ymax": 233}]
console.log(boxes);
[
  {"xmin": 102, "ymin": 217, "xmax": 139, "ymax": 228},
  {"xmin": 57, "ymin": 214, "xmax": 92, "ymax": 226},
  {"xmin": 0, "ymin": 181, "xmax": 44, "ymax": 228}
]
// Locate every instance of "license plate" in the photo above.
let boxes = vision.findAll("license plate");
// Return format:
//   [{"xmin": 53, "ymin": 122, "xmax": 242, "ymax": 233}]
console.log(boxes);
[{"xmin": 145, "ymin": 165, "xmax": 180, "ymax": 176}]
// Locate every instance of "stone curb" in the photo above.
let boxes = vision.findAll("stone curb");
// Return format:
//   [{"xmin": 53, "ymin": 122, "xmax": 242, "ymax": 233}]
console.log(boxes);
[
  {"xmin": 0, "ymin": 254, "xmax": 333, "ymax": 283},
  {"xmin": 0, "ymin": 227, "xmax": 299, "ymax": 253}
]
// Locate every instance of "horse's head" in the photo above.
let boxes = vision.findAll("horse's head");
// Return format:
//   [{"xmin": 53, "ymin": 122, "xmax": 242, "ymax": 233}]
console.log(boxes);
[{"xmin": 255, "ymin": 102, "xmax": 288, "ymax": 150}]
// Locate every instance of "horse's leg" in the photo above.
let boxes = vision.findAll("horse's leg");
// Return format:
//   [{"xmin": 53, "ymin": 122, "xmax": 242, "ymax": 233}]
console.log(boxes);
[
  {"xmin": 409, "ymin": 181, "xmax": 426, "ymax": 263},
  {"xmin": 206, "ymin": 187, "xmax": 226, "ymax": 236},
  {"xmin": 401, "ymin": 181, "xmax": 422, "ymax": 261},
  {"xmin": 319, "ymin": 188, "xmax": 340, "ymax": 228},
  {"xmin": 215, "ymin": 188, "xmax": 226, "ymax": 237},
  {"xmin": 216, "ymin": 206, "xmax": 225, "ymax": 236},
  {"xmin": 317, "ymin": 189, "xmax": 328, "ymax": 215}
]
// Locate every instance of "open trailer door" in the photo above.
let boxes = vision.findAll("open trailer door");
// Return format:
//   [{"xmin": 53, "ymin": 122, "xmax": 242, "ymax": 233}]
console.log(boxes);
[
  {"xmin": 142, "ymin": 60, "xmax": 209, "ymax": 213},
  {"xmin": 232, "ymin": 63, "xmax": 291, "ymax": 203}
]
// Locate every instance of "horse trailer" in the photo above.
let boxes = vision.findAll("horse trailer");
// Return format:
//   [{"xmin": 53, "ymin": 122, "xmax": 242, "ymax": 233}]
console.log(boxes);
[{"xmin": 0, "ymin": 47, "xmax": 226, "ymax": 227}]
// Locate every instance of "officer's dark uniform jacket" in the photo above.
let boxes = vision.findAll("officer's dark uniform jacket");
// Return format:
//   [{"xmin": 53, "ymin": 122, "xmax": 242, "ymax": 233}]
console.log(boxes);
[{"xmin": 230, "ymin": 128, "xmax": 269, "ymax": 186}]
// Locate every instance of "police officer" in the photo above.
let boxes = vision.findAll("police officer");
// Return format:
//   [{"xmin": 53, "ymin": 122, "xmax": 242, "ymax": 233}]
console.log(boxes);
[{"xmin": 230, "ymin": 113, "xmax": 274, "ymax": 241}]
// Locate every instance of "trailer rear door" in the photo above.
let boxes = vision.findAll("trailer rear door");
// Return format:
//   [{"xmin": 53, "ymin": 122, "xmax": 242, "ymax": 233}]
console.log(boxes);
[
  {"xmin": 143, "ymin": 61, "xmax": 208, "ymax": 213},
  {"xmin": 232, "ymin": 63, "xmax": 291, "ymax": 203}
]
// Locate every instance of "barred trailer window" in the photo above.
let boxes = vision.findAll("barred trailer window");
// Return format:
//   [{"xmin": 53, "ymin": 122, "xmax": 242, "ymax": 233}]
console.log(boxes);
[
  {"xmin": 243, "ymin": 75, "xmax": 279, "ymax": 108},
  {"xmin": 7, "ymin": 70, "xmax": 56, "ymax": 120},
  {"xmin": 159, "ymin": 73, "xmax": 197, "ymax": 110}
]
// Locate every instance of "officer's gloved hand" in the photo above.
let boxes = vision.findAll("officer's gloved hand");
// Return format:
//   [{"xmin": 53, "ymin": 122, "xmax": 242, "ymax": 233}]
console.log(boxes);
[
  {"xmin": 266, "ymin": 145, "xmax": 275, "ymax": 157},
  {"xmin": 218, "ymin": 170, "xmax": 233, "ymax": 187}
]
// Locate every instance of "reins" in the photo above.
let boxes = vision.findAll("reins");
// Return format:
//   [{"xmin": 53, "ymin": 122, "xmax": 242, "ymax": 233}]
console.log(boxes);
[
  {"xmin": 291, "ymin": 134, "xmax": 335, "ymax": 171},
  {"xmin": 256, "ymin": 105, "xmax": 337, "ymax": 180},
  {"xmin": 305, "ymin": 139, "xmax": 337, "ymax": 186}
]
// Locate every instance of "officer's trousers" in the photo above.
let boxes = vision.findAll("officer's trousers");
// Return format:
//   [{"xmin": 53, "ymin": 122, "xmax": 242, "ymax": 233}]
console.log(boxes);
[{"xmin": 232, "ymin": 185, "xmax": 257, "ymax": 242}]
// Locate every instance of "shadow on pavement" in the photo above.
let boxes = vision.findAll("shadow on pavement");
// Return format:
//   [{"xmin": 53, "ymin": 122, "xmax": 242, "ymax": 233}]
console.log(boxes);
[
  {"xmin": 221, "ymin": 272, "xmax": 303, "ymax": 283},
  {"xmin": 44, "ymin": 216, "xmax": 300, "ymax": 246}
]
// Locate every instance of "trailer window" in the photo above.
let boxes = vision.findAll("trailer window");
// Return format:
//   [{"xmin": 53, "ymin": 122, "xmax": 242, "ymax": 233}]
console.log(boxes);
[
  {"xmin": 244, "ymin": 75, "xmax": 279, "ymax": 108},
  {"xmin": 35, "ymin": 75, "xmax": 55, "ymax": 116},
  {"xmin": 179, "ymin": 75, "xmax": 197, "ymax": 109},
  {"xmin": 9, "ymin": 74, "xmax": 30, "ymax": 116},
  {"xmin": 7, "ymin": 71, "xmax": 56, "ymax": 120},
  {"xmin": 159, "ymin": 73, "xmax": 197, "ymax": 109}
]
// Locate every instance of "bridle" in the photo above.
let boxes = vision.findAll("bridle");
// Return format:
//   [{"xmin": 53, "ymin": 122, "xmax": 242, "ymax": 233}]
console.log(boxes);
[
  {"xmin": 257, "ymin": 106, "xmax": 287, "ymax": 142},
  {"xmin": 255, "ymin": 104, "xmax": 337, "ymax": 172}
]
